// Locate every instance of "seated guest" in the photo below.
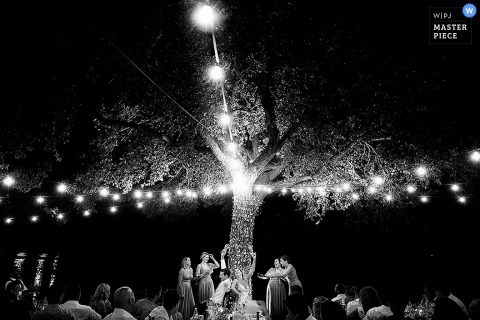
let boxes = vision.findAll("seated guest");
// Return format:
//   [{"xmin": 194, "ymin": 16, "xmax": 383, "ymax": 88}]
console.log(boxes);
[
  {"xmin": 434, "ymin": 297, "xmax": 469, "ymax": 320},
  {"xmin": 60, "ymin": 283, "xmax": 102, "ymax": 319},
  {"xmin": 319, "ymin": 300, "xmax": 346, "ymax": 320},
  {"xmin": 3, "ymin": 279, "xmax": 32, "ymax": 320},
  {"xmin": 147, "ymin": 289, "xmax": 181, "ymax": 320},
  {"xmin": 434, "ymin": 281, "xmax": 470, "ymax": 319},
  {"xmin": 358, "ymin": 286, "xmax": 382, "ymax": 319},
  {"xmin": 91, "ymin": 283, "xmax": 113, "ymax": 318},
  {"xmin": 32, "ymin": 282, "xmax": 76, "ymax": 320},
  {"xmin": 363, "ymin": 286, "xmax": 393, "ymax": 320},
  {"xmin": 331, "ymin": 284, "xmax": 346, "ymax": 307},
  {"xmin": 312, "ymin": 296, "xmax": 328, "ymax": 320},
  {"xmin": 345, "ymin": 286, "xmax": 360, "ymax": 320},
  {"xmin": 284, "ymin": 293, "xmax": 315, "ymax": 320},
  {"xmin": 132, "ymin": 283, "xmax": 163, "ymax": 320},
  {"xmin": 103, "ymin": 286, "xmax": 136, "ymax": 320},
  {"xmin": 210, "ymin": 269, "xmax": 231, "ymax": 305}
]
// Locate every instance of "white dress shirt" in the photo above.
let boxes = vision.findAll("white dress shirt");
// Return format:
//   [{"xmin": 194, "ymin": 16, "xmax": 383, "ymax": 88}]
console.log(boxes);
[{"xmin": 60, "ymin": 300, "xmax": 102, "ymax": 320}]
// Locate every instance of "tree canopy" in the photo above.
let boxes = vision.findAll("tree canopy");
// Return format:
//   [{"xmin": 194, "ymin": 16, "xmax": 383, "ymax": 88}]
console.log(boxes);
[{"xmin": 1, "ymin": 0, "xmax": 479, "ymax": 242}]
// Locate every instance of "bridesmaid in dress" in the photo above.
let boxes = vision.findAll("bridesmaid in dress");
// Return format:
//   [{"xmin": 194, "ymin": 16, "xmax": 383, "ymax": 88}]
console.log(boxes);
[
  {"xmin": 178, "ymin": 257, "xmax": 195, "ymax": 320},
  {"xmin": 195, "ymin": 252, "xmax": 220, "ymax": 305},
  {"xmin": 265, "ymin": 255, "xmax": 302, "ymax": 295},
  {"xmin": 263, "ymin": 258, "xmax": 288, "ymax": 320}
]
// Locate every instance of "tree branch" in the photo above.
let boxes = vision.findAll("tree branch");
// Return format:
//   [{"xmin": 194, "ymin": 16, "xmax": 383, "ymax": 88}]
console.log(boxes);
[{"xmin": 95, "ymin": 115, "xmax": 172, "ymax": 144}]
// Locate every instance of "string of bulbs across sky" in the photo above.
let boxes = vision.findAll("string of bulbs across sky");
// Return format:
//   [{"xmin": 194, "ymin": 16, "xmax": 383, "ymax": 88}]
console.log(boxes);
[{"xmin": 1, "ymin": 4, "xmax": 480, "ymax": 225}]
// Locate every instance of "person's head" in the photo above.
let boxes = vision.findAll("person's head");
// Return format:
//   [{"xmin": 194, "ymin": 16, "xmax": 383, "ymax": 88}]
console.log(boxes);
[
  {"xmin": 320, "ymin": 300, "xmax": 347, "ymax": 320},
  {"xmin": 345, "ymin": 285, "xmax": 358, "ymax": 299},
  {"xmin": 234, "ymin": 269, "xmax": 243, "ymax": 280},
  {"xmin": 114, "ymin": 286, "xmax": 135, "ymax": 312},
  {"xmin": 312, "ymin": 296, "xmax": 329, "ymax": 320},
  {"xmin": 92, "ymin": 283, "xmax": 111, "ymax": 301},
  {"xmin": 6, "ymin": 279, "xmax": 24, "ymax": 299},
  {"xmin": 200, "ymin": 252, "xmax": 210, "ymax": 263},
  {"xmin": 334, "ymin": 283, "xmax": 345, "ymax": 295},
  {"xmin": 358, "ymin": 286, "xmax": 381, "ymax": 314},
  {"xmin": 145, "ymin": 282, "xmax": 163, "ymax": 302},
  {"xmin": 386, "ymin": 287, "xmax": 409, "ymax": 316},
  {"xmin": 284, "ymin": 293, "xmax": 309, "ymax": 318},
  {"xmin": 219, "ymin": 268, "xmax": 231, "ymax": 281},
  {"xmin": 182, "ymin": 257, "xmax": 191, "ymax": 268},
  {"xmin": 469, "ymin": 298, "xmax": 480, "ymax": 320},
  {"xmin": 280, "ymin": 255, "xmax": 291, "ymax": 267},
  {"xmin": 47, "ymin": 282, "xmax": 66, "ymax": 304},
  {"xmin": 63, "ymin": 283, "xmax": 81, "ymax": 302},
  {"xmin": 163, "ymin": 289, "xmax": 180, "ymax": 316},
  {"xmin": 290, "ymin": 284, "xmax": 303, "ymax": 295},
  {"xmin": 434, "ymin": 297, "xmax": 468, "ymax": 320},
  {"xmin": 274, "ymin": 259, "xmax": 280, "ymax": 268}
]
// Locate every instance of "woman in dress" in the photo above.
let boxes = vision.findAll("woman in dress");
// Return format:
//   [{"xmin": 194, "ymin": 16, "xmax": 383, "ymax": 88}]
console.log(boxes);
[
  {"xmin": 195, "ymin": 252, "xmax": 220, "ymax": 305},
  {"xmin": 178, "ymin": 257, "xmax": 195, "ymax": 320},
  {"xmin": 265, "ymin": 255, "xmax": 302, "ymax": 295},
  {"xmin": 261, "ymin": 258, "xmax": 288, "ymax": 320},
  {"xmin": 90, "ymin": 283, "xmax": 113, "ymax": 318}
]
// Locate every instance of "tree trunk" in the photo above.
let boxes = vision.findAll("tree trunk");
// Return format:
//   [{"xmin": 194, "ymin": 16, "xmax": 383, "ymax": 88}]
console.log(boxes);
[{"xmin": 227, "ymin": 195, "xmax": 261, "ymax": 279}]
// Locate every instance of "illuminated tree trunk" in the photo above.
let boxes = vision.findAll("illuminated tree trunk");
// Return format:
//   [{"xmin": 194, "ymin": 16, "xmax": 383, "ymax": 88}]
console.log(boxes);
[{"xmin": 228, "ymin": 195, "xmax": 261, "ymax": 276}]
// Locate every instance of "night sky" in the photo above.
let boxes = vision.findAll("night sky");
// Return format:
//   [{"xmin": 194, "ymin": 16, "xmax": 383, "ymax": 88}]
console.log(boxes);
[{"xmin": 1, "ymin": 0, "xmax": 479, "ymax": 308}]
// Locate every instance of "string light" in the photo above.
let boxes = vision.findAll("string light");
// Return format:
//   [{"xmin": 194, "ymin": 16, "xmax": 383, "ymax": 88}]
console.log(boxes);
[
  {"xmin": 471, "ymin": 151, "xmax": 480, "ymax": 162},
  {"xmin": 99, "ymin": 188, "xmax": 109, "ymax": 197},
  {"xmin": 137, "ymin": 202, "xmax": 144, "ymax": 208},
  {"xmin": 83, "ymin": 210, "xmax": 91, "ymax": 217},
  {"xmin": 110, "ymin": 207, "xmax": 117, "ymax": 213},
  {"xmin": 385, "ymin": 194, "xmax": 393, "ymax": 202},
  {"xmin": 57, "ymin": 184, "xmax": 67, "ymax": 193},
  {"xmin": 204, "ymin": 187, "xmax": 212, "ymax": 195},
  {"xmin": 5, "ymin": 217, "xmax": 13, "ymax": 224},
  {"xmin": 75, "ymin": 196, "xmax": 84, "ymax": 203},
  {"xmin": 31, "ymin": 216, "xmax": 38, "ymax": 222},
  {"xmin": 57, "ymin": 213, "xmax": 64, "ymax": 220},
  {"xmin": 420, "ymin": 196, "xmax": 429, "ymax": 203},
  {"xmin": 373, "ymin": 176, "xmax": 384, "ymax": 185},
  {"xmin": 220, "ymin": 114, "xmax": 230, "ymax": 126},
  {"xmin": 416, "ymin": 166, "xmax": 428, "ymax": 177},
  {"xmin": 451, "ymin": 184, "xmax": 460, "ymax": 192},
  {"xmin": 2, "ymin": 176, "xmax": 15, "ymax": 187},
  {"xmin": 112, "ymin": 194, "xmax": 121, "ymax": 201},
  {"xmin": 227, "ymin": 142, "xmax": 236, "ymax": 152},
  {"xmin": 146, "ymin": 191, "xmax": 153, "ymax": 198},
  {"xmin": 342, "ymin": 183, "xmax": 351, "ymax": 191},
  {"xmin": 193, "ymin": 5, "xmax": 216, "ymax": 29},
  {"xmin": 164, "ymin": 198, "xmax": 171, "ymax": 204},
  {"xmin": 162, "ymin": 191, "xmax": 170, "ymax": 198},
  {"xmin": 176, "ymin": 190, "xmax": 183, "ymax": 196},
  {"xmin": 406, "ymin": 185, "xmax": 416, "ymax": 193},
  {"xmin": 367, "ymin": 186, "xmax": 377, "ymax": 194},
  {"xmin": 458, "ymin": 196, "xmax": 466, "ymax": 203},
  {"xmin": 281, "ymin": 188, "xmax": 287, "ymax": 194},
  {"xmin": 134, "ymin": 190, "xmax": 142, "ymax": 198},
  {"xmin": 352, "ymin": 193, "xmax": 360, "ymax": 200},
  {"xmin": 36, "ymin": 196, "xmax": 45, "ymax": 204}
]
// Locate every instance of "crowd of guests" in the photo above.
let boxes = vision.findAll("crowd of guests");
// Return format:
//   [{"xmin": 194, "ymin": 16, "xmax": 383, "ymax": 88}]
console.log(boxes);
[{"xmin": 2, "ymin": 249, "xmax": 479, "ymax": 320}]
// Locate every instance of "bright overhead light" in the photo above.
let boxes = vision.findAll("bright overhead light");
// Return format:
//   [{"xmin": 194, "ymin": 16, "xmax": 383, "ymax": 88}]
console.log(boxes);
[
  {"xmin": 458, "ymin": 196, "xmax": 466, "ymax": 203},
  {"xmin": 209, "ymin": 65, "xmax": 224, "ymax": 81},
  {"xmin": 134, "ymin": 190, "xmax": 142, "ymax": 198},
  {"xmin": 112, "ymin": 194, "xmax": 121, "ymax": 201},
  {"xmin": 227, "ymin": 142, "xmax": 236, "ymax": 152},
  {"xmin": 451, "ymin": 184, "xmax": 460, "ymax": 192},
  {"xmin": 110, "ymin": 207, "xmax": 117, "ymax": 213},
  {"xmin": 372, "ymin": 176, "xmax": 384, "ymax": 185},
  {"xmin": 76, "ymin": 196, "xmax": 84, "ymax": 203},
  {"xmin": 220, "ymin": 114, "xmax": 230, "ymax": 126},
  {"xmin": 31, "ymin": 216, "xmax": 38, "ymax": 222},
  {"xmin": 204, "ymin": 187, "xmax": 212, "ymax": 195},
  {"xmin": 36, "ymin": 196, "xmax": 45, "ymax": 204},
  {"xmin": 137, "ymin": 202, "xmax": 144, "ymax": 208},
  {"xmin": 83, "ymin": 211, "xmax": 90, "ymax": 217},
  {"xmin": 193, "ymin": 5, "xmax": 216, "ymax": 28},
  {"xmin": 5, "ymin": 217, "xmax": 13, "ymax": 224},
  {"xmin": 420, "ymin": 196, "xmax": 428, "ymax": 203}
]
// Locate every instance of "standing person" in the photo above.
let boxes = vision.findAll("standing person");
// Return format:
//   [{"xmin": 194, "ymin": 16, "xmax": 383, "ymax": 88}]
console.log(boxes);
[
  {"xmin": 177, "ymin": 257, "xmax": 195, "ymax": 320},
  {"xmin": 90, "ymin": 283, "xmax": 113, "ymax": 318},
  {"xmin": 265, "ymin": 255, "xmax": 302, "ymax": 295},
  {"xmin": 259, "ymin": 258, "xmax": 288, "ymax": 320},
  {"xmin": 195, "ymin": 252, "xmax": 220, "ymax": 306}
]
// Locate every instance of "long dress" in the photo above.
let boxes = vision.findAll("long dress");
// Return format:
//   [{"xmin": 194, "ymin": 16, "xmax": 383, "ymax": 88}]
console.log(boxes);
[
  {"xmin": 286, "ymin": 265, "xmax": 302, "ymax": 293},
  {"xmin": 236, "ymin": 281, "xmax": 262, "ymax": 316},
  {"xmin": 178, "ymin": 267, "xmax": 195, "ymax": 320},
  {"xmin": 265, "ymin": 268, "xmax": 288, "ymax": 320},
  {"xmin": 197, "ymin": 263, "xmax": 215, "ymax": 304}
]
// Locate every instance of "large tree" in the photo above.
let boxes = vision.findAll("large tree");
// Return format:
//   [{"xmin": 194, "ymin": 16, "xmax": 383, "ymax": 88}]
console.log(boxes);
[{"xmin": 1, "ymin": 0, "xmax": 478, "ymax": 274}]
